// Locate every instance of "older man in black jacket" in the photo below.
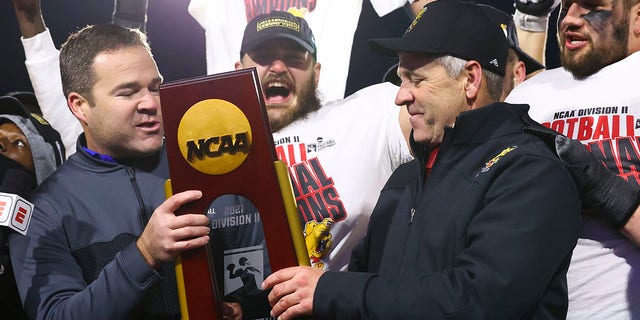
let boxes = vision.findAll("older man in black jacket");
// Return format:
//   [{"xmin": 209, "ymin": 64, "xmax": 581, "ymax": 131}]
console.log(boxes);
[{"xmin": 261, "ymin": 1, "xmax": 582, "ymax": 319}]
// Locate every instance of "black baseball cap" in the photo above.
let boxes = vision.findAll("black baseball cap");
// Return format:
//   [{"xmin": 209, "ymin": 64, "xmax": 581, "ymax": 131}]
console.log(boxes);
[
  {"xmin": 240, "ymin": 11, "xmax": 316, "ymax": 58},
  {"xmin": 6, "ymin": 91, "xmax": 41, "ymax": 115},
  {"xmin": 478, "ymin": 4, "xmax": 545, "ymax": 73},
  {"xmin": 370, "ymin": 0, "xmax": 508, "ymax": 76}
]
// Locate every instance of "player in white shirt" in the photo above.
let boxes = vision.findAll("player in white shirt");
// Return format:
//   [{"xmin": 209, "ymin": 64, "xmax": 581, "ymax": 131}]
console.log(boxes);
[
  {"xmin": 506, "ymin": 0, "xmax": 640, "ymax": 317},
  {"xmin": 188, "ymin": 0, "xmax": 430, "ymax": 102}
]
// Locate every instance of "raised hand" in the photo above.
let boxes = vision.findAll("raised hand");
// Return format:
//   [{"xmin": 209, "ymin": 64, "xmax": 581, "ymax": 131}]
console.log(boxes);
[
  {"xmin": 515, "ymin": 0, "xmax": 561, "ymax": 17},
  {"xmin": 112, "ymin": 0, "xmax": 148, "ymax": 32},
  {"xmin": 513, "ymin": 0, "xmax": 561, "ymax": 32},
  {"xmin": 11, "ymin": 0, "xmax": 45, "ymax": 37}
]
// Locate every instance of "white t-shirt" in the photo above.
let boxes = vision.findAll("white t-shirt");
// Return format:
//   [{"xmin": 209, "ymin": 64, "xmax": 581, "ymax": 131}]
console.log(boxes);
[
  {"xmin": 188, "ymin": 0, "xmax": 408, "ymax": 103},
  {"xmin": 273, "ymin": 82, "xmax": 412, "ymax": 271},
  {"xmin": 506, "ymin": 51, "xmax": 640, "ymax": 319}
]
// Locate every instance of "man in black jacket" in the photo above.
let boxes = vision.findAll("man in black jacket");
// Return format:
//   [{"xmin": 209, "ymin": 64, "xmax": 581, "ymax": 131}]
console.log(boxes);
[{"xmin": 262, "ymin": 1, "xmax": 582, "ymax": 319}]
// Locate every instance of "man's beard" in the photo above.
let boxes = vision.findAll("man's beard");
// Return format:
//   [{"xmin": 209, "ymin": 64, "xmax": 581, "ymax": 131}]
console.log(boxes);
[
  {"xmin": 560, "ymin": 16, "xmax": 629, "ymax": 79},
  {"xmin": 268, "ymin": 71, "xmax": 321, "ymax": 132}
]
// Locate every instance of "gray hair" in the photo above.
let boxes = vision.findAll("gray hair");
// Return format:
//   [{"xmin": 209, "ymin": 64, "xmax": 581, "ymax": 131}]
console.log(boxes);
[{"xmin": 433, "ymin": 55, "xmax": 503, "ymax": 101}]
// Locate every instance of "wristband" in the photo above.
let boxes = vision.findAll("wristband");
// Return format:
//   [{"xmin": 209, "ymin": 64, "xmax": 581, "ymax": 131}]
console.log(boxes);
[{"xmin": 513, "ymin": 9, "xmax": 550, "ymax": 32}]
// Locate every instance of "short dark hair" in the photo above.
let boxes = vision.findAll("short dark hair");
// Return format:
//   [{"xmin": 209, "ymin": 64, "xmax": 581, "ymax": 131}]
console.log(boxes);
[
  {"xmin": 59, "ymin": 24, "xmax": 151, "ymax": 102},
  {"xmin": 624, "ymin": 0, "xmax": 640, "ymax": 10}
]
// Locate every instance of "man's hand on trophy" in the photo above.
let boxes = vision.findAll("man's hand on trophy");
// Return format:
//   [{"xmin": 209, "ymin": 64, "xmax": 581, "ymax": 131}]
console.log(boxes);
[{"xmin": 136, "ymin": 190, "xmax": 210, "ymax": 269}]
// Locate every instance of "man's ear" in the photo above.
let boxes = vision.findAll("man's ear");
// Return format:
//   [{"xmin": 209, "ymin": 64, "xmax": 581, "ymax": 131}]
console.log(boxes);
[
  {"xmin": 631, "ymin": 2, "xmax": 640, "ymax": 38},
  {"xmin": 313, "ymin": 62, "xmax": 321, "ymax": 86},
  {"xmin": 463, "ymin": 61, "xmax": 483, "ymax": 102},
  {"xmin": 513, "ymin": 61, "xmax": 526, "ymax": 86},
  {"xmin": 68, "ymin": 92, "xmax": 90, "ymax": 125},
  {"xmin": 234, "ymin": 61, "xmax": 244, "ymax": 70}
]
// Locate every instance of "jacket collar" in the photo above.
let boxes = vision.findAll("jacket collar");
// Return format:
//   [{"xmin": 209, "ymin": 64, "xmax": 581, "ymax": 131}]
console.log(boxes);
[
  {"xmin": 410, "ymin": 102, "xmax": 532, "ymax": 163},
  {"xmin": 73, "ymin": 133, "xmax": 166, "ymax": 172}
]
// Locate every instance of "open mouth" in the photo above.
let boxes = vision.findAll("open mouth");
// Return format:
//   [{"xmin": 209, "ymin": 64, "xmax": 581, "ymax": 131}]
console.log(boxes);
[
  {"xmin": 264, "ymin": 81, "xmax": 292, "ymax": 104},
  {"xmin": 564, "ymin": 32, "xmax": 588, "ymax": 49}
]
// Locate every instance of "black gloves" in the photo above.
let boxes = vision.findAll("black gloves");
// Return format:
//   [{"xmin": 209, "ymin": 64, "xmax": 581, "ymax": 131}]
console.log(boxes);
[
  {"xmin": 525, "ymin": 126, "xmax": 640, "ymax": 229},
  {"xmin": 515, "ymin": 0, "xmax": 561, "ymax": 17},
  {"xmin": 513, "ymin": 0, "xmax": 560, "ymax": 32},
  {"xmin": 112, "ymin": 0, "xmax": 148, "ymax": 32}
]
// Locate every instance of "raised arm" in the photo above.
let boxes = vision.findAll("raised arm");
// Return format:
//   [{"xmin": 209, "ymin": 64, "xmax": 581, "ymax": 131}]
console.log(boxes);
[
  {"xmin": 512, "ymin": 0, "xmax": 560, "ymax": 75},
  {"xmin": 111, "ymin": 0, "xmax": 148, "ymax": 32},
  {"xmin": 12, "ymin": 0, "xmax": 81, "ymax": 156}
]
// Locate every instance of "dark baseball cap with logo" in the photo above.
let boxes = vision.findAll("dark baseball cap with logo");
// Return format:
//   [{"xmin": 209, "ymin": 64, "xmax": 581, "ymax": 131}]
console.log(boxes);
[
  {"xmin": 478, "ymin": 4, "xmax": 545, "ymax": 74},
  {"xmin": 370, "ymin": 0, "xmax": 509, "ymax": 77},
  {"xmin": 240, "ymin": 11, "xmax": 316, "ymax": 58}
]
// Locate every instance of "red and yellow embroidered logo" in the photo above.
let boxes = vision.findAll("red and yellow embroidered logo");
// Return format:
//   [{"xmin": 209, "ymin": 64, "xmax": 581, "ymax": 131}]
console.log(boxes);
[{"xmin": 479, "ymin": 145, "xmax": 518, "ymax": 175}]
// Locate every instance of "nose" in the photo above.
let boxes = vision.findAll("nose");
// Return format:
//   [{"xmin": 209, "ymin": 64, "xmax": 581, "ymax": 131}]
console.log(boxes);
[
  {"xmin": 559, "ymin": 3, "xmax": 586, "ymax": 31},
  {"xmin": 268, "ymin": 58, "xmax": 288, "ymax": 74},
  {"xmin": 395, "ymin": 82, "xmax": 414, "ymax": 107},
  {"xmin": 137, "ymin": 90, "xmax": 160, "ymax": 114}
]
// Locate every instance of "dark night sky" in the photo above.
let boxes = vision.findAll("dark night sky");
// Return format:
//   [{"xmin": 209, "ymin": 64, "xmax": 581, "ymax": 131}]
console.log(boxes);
[{"xmin": 0, "ymin": 0, "xmax": 559, "ymax": 98}]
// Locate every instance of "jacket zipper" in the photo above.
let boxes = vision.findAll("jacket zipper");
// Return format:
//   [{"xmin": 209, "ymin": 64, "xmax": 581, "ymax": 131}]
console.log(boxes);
[
  {"xmin": 126, "ymin": 167, "xmax": 150, "ymax": 226},
  {"xmin": 126, "ymin": 166, "xmax": 171, "ymax": 313}
]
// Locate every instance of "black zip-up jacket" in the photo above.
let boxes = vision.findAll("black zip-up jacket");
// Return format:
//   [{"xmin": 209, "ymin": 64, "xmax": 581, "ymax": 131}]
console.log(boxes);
[
  {"xmin": 315, "ymin": 103, "xmax": 582, "ymax": 319},
  {"xmin": 10, "ymin": 135, "xmax": 180, "ymax": 320}
]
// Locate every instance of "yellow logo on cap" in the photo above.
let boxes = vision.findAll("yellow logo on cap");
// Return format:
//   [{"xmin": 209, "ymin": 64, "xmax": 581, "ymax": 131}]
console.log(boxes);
[
  {"xmin": 500, "ymin": 23, "xmax": 508, "ymax": 38},
  {"xmin": 257, "ymin": 17, "xmax": 300, "ymax": 32},
  {"xmin": 405, "ymin": 6, "xmax": 426, "ymax": 34},
  {"xmin": 287, "ymin": 7, "xmax": 308, "ymax": 18},
  {"xmin": 177, "ymin": 99, "xmax": 252, "ymax": 175}
]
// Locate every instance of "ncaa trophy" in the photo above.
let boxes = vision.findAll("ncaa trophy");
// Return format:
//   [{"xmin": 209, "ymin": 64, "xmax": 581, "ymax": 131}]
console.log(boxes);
[{"xmin": 160, "ymin": 68, "xmax": 308, "ymax": 320}]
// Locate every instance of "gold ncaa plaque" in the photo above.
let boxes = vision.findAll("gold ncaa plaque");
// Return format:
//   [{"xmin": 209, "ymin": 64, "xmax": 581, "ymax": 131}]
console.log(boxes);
[{"xmin": 160, "ymin": 69, "xmax": 306, "ymax": 320}]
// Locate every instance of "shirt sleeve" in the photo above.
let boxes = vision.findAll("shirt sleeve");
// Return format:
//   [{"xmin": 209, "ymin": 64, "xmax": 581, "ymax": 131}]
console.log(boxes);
[
  {"xmin": 21, "ymin": 29, "xmax": 82, "ymax": 157},
  {"xmin": 187, "ymin": 0, "xmax": 207, "ymax": 28}
]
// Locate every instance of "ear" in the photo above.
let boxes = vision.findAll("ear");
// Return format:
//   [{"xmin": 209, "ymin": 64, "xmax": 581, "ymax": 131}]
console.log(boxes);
[
  {"xmin": 513, "ymin": 61, "xmax": 526, "ymax": 86},
  {"xmin": 631, "ymin": 2, "xmax": 640, "ymax": 37},
  {"xmin": 313, "ymin": 62, "xmax": 321, "ymax": 86},
  {"xmin": 234, "ymin": 61, "xmax": 244, "ymax": 70},
  {"xmin": 67, "ymin": 92, "xmax": 90, "ymax": 125},
  {"xmin": 463, "ymin": 61, "xmax": 483, "ymax": 103}
]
